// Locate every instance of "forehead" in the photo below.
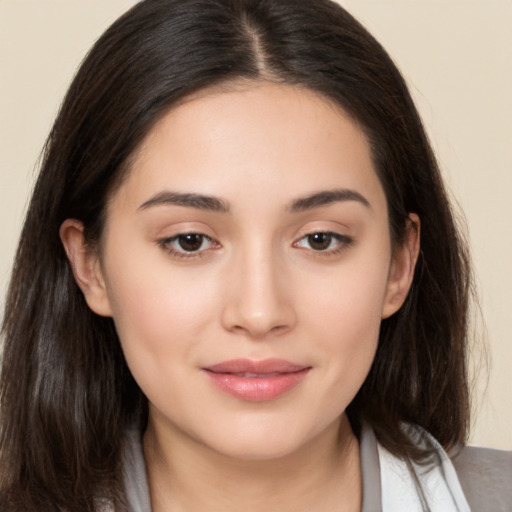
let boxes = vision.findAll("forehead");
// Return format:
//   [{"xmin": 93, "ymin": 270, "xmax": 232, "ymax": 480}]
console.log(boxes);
[{"xmin": 111, "ymin": 82, "xmax": 386, "ymax": 215}]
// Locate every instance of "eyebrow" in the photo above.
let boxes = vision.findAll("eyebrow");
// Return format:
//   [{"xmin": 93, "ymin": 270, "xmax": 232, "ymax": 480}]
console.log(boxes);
[
  {"xmin": 138, "ymin": 188, "xmax": 370, "ymax": 214},
  {"xmin": 138, "ymin": 191, "xmax": 230, "ymax": 213},
  {"xmin": 289, "ymin": 189, "xmax": 371, "ymax": 212}
]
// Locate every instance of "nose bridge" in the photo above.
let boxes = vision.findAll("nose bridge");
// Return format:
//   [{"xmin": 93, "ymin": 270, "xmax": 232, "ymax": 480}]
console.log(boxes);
[{"xmin": 221, "ymin": 237, "xmax": 295, "ymax": 338}]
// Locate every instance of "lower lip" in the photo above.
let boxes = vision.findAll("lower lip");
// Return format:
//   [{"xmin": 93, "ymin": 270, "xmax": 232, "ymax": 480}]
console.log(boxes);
[{"xmin": 204, "ymin": 369, "xmax": 311, "ymax": 402}]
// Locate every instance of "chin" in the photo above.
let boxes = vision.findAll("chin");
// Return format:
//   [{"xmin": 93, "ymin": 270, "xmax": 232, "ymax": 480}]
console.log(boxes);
[
  {"xmin": 197, "ymin": 419, "xmax": 325, "ymax": 462},
  {"xmin": 211, "ymin": 437, "xmax": 304, "ymax": 462}
]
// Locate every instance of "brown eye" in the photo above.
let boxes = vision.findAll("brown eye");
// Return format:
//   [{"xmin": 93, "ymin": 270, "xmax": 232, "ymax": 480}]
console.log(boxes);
[
  {"xmin": 293, "ymin": 231, "xmax": 353, "ymax": 254},
  {"xmin": 307, "ymin": 233, "xmax": 333, "ymax": 251},
  {"xmin": 158, "ymin": 233, "xmax": 219, "ymax": 259},
  {"xmin": 177, "ymin": 234, "xmax": 205, "ymax": 252}
]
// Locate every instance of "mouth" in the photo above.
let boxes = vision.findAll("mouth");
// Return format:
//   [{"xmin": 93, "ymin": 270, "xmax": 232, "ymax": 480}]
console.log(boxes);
[{"xmin": 202, "ymin": 359, "xmax": 312, "ymax": 402}]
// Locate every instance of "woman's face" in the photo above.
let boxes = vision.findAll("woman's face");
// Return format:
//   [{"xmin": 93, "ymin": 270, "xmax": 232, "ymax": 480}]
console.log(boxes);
[{"xmin": 65, "ymin": 83, "xmax": 417, "ymax": 460}]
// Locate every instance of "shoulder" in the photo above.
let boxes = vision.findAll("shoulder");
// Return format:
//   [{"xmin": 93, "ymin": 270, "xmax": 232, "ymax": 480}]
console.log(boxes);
[{"xmin": 451, "ymin": 444, "xmax": 512, "ymax": 512}]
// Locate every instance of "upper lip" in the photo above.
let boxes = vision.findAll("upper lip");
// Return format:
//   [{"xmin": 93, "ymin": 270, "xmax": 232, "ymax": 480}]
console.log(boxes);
[{"xmin": 204, "ymin": 358, "xmax": 310, "ymax": 374}]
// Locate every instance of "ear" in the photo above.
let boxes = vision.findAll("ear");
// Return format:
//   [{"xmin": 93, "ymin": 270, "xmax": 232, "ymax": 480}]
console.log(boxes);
[
  {"xmin": 381, "ymin": 213, "xmax": 420, "ymax": 319},
  {"xmin": 59, "ymin": 219, "xmax": 113, "ymax": 317}
]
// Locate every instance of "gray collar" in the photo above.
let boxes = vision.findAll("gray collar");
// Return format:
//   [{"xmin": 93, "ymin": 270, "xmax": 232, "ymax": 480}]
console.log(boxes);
[
  {"xmin": 360, "ymin": 424, "xmax": 382, "ymax": 511},
  {"xmin": 123, "ymin": 426, "xmax": 382, "ymax": 512}
]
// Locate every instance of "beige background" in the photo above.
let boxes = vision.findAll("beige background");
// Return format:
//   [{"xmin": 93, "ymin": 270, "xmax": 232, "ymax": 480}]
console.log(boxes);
[{"xmin": 0, "ymin": 1, "xmax": 510, "ymax": 449}]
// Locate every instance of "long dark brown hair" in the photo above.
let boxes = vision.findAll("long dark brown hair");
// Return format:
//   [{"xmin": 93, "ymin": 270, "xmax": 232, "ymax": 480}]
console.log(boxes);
[{"xmin": 0, "ymin": 0, "xmax": 473, "ymax": 510}]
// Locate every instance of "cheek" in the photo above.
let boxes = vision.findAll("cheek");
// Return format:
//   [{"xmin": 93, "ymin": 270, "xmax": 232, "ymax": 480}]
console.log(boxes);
[
  {"xmin": 101, "ymin": 244, "xmax": 221, "ymax": 377},
  {"xmin": 303, "ymin": 285, "xmax": 382, "ymax": 422},
  {"xmin": 298, "ymin": 251, "xmax": 391, "ymax": 388},
  {"xmin": 304, "ymin": 257, "xmax": 390, "ymax": 341},
  {"xmin": 310, "ymin": 284, "xmax": 382, "ymax": 377}
]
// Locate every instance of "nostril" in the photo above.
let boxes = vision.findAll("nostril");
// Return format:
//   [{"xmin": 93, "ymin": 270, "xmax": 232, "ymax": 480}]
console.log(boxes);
[
  {"xmin": 269, "ymin": 324, "xmax": 289, "ymax": 334},
  {"xmin": 219, "ymin": 278, "xmax": 297, "ymax": 337},
  {"xmin": 227, "ymin": 321, "xmax": 291, "ymax": 339}
]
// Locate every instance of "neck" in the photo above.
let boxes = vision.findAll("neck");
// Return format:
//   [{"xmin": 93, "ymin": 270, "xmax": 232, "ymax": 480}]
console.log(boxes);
[{"xmin": 143, "ymin": 414, "xmax": 362, "ymax": 512}]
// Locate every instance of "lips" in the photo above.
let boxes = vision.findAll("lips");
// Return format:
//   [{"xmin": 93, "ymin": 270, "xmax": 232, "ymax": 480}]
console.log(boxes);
[{"xmin": 202, "ymin": 359, "xmax": 311, "ymax": 402}]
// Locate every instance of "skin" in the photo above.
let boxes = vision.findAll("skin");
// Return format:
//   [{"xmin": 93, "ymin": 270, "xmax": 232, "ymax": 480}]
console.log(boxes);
[{"xmin": 61, "ymin": 82, "xmax": 419, "ymax": 511}]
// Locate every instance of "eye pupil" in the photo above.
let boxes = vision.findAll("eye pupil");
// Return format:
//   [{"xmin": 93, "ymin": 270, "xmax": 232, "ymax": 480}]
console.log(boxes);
[
  {"xmin": 178, "ymin": 234, "xmax": 203, "ymax": 251},
  {"xmin": 308, "ymin": 233, "xmax": 332, "ymax": 251}
]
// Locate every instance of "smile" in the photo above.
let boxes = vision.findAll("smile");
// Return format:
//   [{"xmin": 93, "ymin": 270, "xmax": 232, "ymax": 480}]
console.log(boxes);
[{"xmin": 202, "ymin": 359, "xmax": 311, "ymax": 402}]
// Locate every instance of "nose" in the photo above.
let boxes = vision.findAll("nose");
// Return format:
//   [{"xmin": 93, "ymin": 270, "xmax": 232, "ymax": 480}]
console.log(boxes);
[{"xmin": 220, "ymin": 246, "xmax": 296, "ymax": 339}]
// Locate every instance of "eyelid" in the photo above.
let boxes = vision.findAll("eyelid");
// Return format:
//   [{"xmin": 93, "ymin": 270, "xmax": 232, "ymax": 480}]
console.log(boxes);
[
  {"xmin": 292, "ymin": 230, "xmax": 354, "ymax": 255},
  {"xmin": 157, "ymin": 232, "xmax": 221, "ymax": 259}
]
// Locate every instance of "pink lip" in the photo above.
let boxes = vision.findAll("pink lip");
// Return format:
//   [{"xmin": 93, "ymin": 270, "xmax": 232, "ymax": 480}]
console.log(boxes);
[{"xmin": 202, "ymin": 359, "xmax": 311, "ymax": 402}]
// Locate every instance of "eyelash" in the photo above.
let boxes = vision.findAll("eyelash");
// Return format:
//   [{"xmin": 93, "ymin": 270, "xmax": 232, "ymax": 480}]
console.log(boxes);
[
  {"xmin": 157, "ymin": 231, "xmax": 354, "ymax": 260},
  {"xmin": 157, "ymin": 233, "xmax": 219, "ymax": 259},
  {"xmin": 293, "ymin": 232, "xmax": 354, "ymax": 256}
]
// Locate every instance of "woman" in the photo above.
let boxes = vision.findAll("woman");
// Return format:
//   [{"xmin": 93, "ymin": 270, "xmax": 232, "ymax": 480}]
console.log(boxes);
[{"xmin": 0, "ymin": 0, "xmax": 510, "ymax": 510}]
